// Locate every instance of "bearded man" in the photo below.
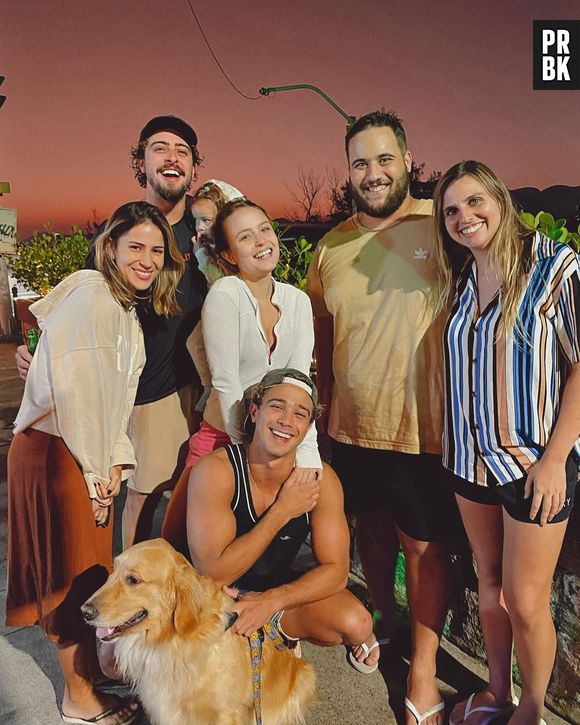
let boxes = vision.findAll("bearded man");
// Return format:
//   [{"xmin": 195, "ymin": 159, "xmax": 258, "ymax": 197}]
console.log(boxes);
[
  {"xmin": 307, "ymin": 110, "xmax": 462, "ymax": 725},
  {"xmin": 119, "ymin": 116, "xmax": 207, "ymax": 546}
]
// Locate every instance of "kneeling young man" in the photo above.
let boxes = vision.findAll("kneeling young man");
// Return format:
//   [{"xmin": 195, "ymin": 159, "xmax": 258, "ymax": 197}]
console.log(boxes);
[{"xmin": 184, "ymin": 368, "xmax": 379, "ymax": 670}]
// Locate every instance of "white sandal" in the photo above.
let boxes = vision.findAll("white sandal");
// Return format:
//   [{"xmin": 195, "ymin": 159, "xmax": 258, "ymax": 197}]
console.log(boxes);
[
  {"xmin": 405, "ymin": 697, "xmax": 445, "ymax": 724},
  {"xmin": 405, "ymin": 697, "xmax": 445, "ymax": 725},
  {"xmin": 347, "ymin": 637, "xmax": 390, "ymax": 674},
  {"xmin": 449, "ymin": 692, "xmax": 519, "ymax": 725}
]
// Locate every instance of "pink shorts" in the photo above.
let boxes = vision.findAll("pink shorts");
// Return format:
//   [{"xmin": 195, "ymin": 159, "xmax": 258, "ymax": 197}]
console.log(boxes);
[{"xmin": 185, "ymin": 420, "xmax": 231, "ymax": 468}]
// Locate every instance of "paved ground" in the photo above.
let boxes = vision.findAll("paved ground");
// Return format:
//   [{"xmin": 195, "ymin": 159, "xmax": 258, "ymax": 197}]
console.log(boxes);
[{"xmin": 0, "ymin": 342, "xmax": 569, "ymax": 724}]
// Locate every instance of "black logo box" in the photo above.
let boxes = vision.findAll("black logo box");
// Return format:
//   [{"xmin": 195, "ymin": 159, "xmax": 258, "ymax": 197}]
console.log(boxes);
[{"xmin": 533, "ymin": 20, "xmax": 580, "ymax": 90}]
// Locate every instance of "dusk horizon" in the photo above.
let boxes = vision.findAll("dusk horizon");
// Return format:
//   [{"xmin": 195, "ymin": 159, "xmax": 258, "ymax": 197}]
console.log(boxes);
[{"xmin": 3, "ymin": 0, "xmax": 580, "ymax": 239}]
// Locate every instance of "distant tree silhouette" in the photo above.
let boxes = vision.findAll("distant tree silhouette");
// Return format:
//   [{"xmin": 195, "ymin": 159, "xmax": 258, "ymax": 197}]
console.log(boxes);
[
  {"xmin": 326, "ymin": 167, "xmax": 353, "ymax": 223},
  {"xmin": 82, "ymin": 208, "xmax": 104, "ymax": 239},
  {"xmin": 285, "ymin": 165, "xmax": 325, "ymax": 222},
  {"xmin": 409, "ymin": 161, "xmax": 441, "ymax": 199}
]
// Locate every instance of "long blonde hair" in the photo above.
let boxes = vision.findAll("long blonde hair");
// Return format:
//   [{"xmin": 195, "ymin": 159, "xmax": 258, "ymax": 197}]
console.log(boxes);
[
  {"xmin": 433, "ymin": 160, "xmax": 534, "ymax": 330},
  {"xmin": 94, "ymin": 201, "xmax": 184, "ymax": 316}
]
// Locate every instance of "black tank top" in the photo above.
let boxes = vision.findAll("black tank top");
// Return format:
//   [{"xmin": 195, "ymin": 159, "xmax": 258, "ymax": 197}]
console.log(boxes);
[{"xmin": 226, "ymin": 444, "xmax": 310, "ymax": 592}]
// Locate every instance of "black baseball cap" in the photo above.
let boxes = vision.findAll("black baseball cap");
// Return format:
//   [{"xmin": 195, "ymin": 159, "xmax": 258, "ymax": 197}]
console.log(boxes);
[{"xmin": 138, "ymin": 115, "xmax": 198, "ymax": 149}]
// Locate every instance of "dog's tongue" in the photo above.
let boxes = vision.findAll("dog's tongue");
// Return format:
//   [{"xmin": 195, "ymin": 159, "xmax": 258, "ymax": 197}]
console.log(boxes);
[{"xmin": 96, "ymin": 626, "xmax": 115, "ymax": 640}]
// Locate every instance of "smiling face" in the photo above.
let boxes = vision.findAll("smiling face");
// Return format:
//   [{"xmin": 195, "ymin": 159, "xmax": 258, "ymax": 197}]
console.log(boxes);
[
  {"xmin": 442, "ymin": 175, "xmax": 502, "ymax": 256},
  {"xmin": 113, "ymin": 222, "xmax": 165, "ymax": 291},
  {"xmin": 348, "ymin": 126, "xmax": 412, "ymax": 220},
  {"xmin": 250, "ymin": 384, "xmax": 314, "ymax": 457},
  {"xmin": 221, "ymin": 206, "xmax": 279, "ymax": 281},
  {"xmin": 141, "ymin": 131, "xmax": 194, "ymax": 203}
]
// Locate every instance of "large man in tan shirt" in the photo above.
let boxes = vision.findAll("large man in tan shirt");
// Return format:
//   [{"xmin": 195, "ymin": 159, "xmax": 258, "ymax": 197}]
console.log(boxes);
[{"xmin": 307, "ymin": 110, "xmax": 460, "ymax": 725}]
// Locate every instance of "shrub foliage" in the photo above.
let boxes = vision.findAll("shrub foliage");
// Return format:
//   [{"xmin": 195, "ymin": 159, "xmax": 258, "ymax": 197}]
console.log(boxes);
[
  {"xmin": 520, "ymin": 210, "xmax": 580, "ymax": 252},
  {"xmin": 11, "ymin": 227, "xmax": 91, "ymax": 296}
]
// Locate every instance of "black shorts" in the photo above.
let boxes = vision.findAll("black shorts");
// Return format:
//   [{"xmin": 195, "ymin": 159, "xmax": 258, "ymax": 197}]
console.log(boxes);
[
  {"xmin": 450, "ymin": 454, "xmax": 579, "ymax": 525},
  {"xmin": 331, "ymin": 440, "xmax": 464, "ymax": 543}
]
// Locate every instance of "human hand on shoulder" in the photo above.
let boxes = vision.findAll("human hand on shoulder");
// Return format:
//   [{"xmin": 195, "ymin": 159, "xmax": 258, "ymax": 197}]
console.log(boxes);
[
  {"xmin": 274, "ymin": 469, "xmax": 320, "ymax": 521},
  {"xmin": 291, "ymin": 466, "xmax": 322, "ymax": 484},
  {"xmin": 524, "ymin": 456, "xmax": 566, "ymax": 526}
]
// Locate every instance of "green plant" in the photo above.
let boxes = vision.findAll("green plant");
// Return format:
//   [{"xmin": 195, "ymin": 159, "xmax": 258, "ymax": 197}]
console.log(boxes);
[
  {"xmin": 520, "ymin": 210, "xmax": 580, "ymax": 252},
  {"xmin": 11, "ymin": 226, "xmax": 91, "ymax": 296},
  {"xmin": 273, "ymin": 226, "xmax": 313, "ymax": 290}
]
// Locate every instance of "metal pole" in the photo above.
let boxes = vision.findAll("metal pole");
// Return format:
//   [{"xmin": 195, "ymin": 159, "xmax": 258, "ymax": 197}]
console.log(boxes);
[{"xmin": 259, "ymin": 85, "xmax": 356, "ymax": 128}]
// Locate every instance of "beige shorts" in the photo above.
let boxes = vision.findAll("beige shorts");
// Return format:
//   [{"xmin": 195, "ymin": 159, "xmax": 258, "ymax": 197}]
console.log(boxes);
[{"xmin": 127, "ymin": 385, "xmax": 198, "ymax": 494}]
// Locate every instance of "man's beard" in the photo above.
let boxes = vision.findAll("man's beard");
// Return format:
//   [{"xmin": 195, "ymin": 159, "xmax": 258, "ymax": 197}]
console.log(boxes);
[
  {"xmin": 351, "ymin": 169, "xmax": 410, "ymax": 219},
  {"xmin": 147, "ymin": 171, "xmax": 191, "ymax": 203}
]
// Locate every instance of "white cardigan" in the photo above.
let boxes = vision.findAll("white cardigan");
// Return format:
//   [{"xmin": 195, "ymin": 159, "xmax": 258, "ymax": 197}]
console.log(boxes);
[
  {"xmin": 14, "ymin": 271, "xmax": 145, "ymax": 498},
  {"xmin": 202, "ymin": 276, "xmax": 321, "ymax": 470}
]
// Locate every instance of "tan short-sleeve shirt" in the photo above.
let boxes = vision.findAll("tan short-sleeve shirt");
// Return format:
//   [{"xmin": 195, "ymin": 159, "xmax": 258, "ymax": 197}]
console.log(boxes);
[{"xmin": 307, "ymin": 199, "xmax": 444, "ymax": 454}]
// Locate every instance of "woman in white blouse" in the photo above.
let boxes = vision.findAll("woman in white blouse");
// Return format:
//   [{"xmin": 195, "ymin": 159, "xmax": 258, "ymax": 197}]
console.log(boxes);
[
  {"xmin": 163, "ymin": 199, "xmax": 321, "ymax": 550},
  {"xmin": 6, "ymin": 201, "xmax": 183, "ymax": 725}
]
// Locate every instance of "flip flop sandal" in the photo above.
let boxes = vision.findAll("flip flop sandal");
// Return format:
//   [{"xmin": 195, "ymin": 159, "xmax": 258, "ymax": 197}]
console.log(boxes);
[
  {"xmin": 449, "ymin": 693, "xmax": 520, "ymax": 725},
  {"xmin": 62, "ymin": 697, "xmax": 140, "ymax": 724},
  {"xmin": 347, "ymin": 637, "xmax": 390, "ymax": 674},
  {"xmin": 405, "ymin": 697, "xmax": 445, "ymax": 724}
]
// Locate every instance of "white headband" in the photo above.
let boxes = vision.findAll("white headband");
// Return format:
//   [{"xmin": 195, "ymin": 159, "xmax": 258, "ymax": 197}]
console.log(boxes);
[{"xmin": 205, "ymin": 178, "xmax": 244, "ymax": 202}]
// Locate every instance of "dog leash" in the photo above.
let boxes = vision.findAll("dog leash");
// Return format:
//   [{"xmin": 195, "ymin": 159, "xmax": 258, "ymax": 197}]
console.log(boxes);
[
  {"xmin": 227, "ymin": 589, "xmax": 288, "ymax": 725},
  {"xmin": 249, "ymin": 621, "xmax": 287, "ymax": 725}
]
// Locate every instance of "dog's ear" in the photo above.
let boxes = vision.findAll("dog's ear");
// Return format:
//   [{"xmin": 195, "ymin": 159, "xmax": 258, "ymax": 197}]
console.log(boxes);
[{"xmin": 172, "ymin": 562, "xmax": 203, "ymax": 637}]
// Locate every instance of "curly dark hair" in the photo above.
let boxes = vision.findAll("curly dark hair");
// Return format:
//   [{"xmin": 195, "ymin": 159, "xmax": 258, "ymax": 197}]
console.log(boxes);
[{"xmin": 130, "ymin": 139, "xmax": 203, "ymax": 188}]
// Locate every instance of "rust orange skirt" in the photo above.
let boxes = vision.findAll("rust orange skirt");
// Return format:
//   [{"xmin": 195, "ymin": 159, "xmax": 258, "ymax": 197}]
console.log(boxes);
[{"xmin": 6, "ymin": 428, "xmax": 113, "ymax": 644}]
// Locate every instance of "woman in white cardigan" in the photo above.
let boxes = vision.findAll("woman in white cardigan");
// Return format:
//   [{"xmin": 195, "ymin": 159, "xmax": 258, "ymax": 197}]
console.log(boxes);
[
  {"xmin": 6, "ymin": 201, "xmax": 183, "ymax": 725},
  {"xmin": 163, "ymin": 199, "xmax": 321, "ymax": 551}
]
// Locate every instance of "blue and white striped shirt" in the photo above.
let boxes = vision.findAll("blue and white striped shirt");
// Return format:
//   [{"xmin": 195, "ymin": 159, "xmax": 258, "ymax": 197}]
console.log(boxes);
[{"xmin": 443, "ymin": 234, "xmax": 580, "ymax": 485}]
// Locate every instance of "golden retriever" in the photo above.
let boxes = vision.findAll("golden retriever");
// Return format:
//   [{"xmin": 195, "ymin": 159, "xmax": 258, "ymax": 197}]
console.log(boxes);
[{"xmin": 82, "ymin": 538, "xmax": 317, "ymax": 725}]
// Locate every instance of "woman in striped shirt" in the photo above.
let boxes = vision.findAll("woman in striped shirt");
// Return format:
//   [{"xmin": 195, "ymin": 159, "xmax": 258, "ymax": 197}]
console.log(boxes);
[{"xmin": 433, "ymin": 161, "xmax": 579, "ymax": 725}]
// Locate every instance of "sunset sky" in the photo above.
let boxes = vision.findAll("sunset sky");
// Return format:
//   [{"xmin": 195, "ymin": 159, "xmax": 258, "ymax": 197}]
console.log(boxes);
[{"xmin": 2, "ymin": 0, "xmax": 580, "ymax": 238}]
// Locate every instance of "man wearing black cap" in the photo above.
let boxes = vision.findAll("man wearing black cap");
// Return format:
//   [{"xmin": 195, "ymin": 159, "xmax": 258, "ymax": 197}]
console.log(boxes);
[
  {"xmin": 130, "ymin": 115, "xmax": 201, "ymax": 221},
  {"xmin": 121, "ymin": 116, "xmax": 207, "ymax": 546},
  {"xmin": 15, "ymin": 115, "xmax": 207, "ymax": 547},
  {"xmin": 167, "ymin": 367, "xmax": 379, "ymax": 670}
]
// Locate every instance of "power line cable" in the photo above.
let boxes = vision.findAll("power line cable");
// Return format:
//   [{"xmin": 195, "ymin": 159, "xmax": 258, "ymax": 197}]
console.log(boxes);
[{"xmin": 184, "ymin": 0, "xmax": 261, "ymax": 100}]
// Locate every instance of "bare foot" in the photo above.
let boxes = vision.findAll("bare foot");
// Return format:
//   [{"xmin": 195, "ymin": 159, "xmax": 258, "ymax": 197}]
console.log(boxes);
[{"xmin": 62, "ymin": 690, "xmax": 140, "ymax": 724}]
